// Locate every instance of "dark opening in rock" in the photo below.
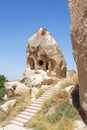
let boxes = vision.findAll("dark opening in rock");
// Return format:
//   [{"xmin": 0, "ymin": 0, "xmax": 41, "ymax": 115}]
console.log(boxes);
[
  {"xmin": 46, "ymin": 62, "xmax": 48, "ymax": 70},
  {"xmin": 38, "ymin": 60, "xmax": 44, "ymax": 66}
]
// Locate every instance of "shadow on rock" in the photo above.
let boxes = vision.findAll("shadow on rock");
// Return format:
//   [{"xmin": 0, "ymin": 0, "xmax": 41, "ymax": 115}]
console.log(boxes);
[{"xmin": 71, "ymin": 84, "xmax": 87, "ymax": 125}]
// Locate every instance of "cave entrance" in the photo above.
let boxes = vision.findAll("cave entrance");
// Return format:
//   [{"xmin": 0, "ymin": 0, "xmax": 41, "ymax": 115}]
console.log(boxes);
[
  {"xmin": 38, "ymin": 60, "xmax": 44, "ymax": 66},
  {"xmin": 46, "ymin": 62, "xmax": 48, "ymax": 70}
]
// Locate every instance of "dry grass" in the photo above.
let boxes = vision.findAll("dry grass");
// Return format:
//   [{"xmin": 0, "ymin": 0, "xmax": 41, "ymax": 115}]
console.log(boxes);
[
  {"xmin": 0, "ymin": 91, "xmax": 31, "ymax": 126},
  {"xmin": 35, "ymin": 88, "xmax": 45, "ymax": 98},
  {"xmin": 36, "ymin": 79, "xmax": 59, "ymax": 99},
  {"xmin": 25, "ymin": 90, "xmax": 78, "ymax": 130},
  {"xmin": 61, "ymin": 74, "xmax": 78, "ymax": 89}
]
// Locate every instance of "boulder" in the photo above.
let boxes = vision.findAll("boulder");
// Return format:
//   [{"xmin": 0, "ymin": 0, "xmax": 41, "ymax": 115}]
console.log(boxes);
[
  {"xmin": 64, "ymin": 85, "xmax": 75, "ymax": 94},
  {"xmin": 67, "ymin": 70, "xmax": 76, "ymax": 78},
  {"xmin": 21, "ymin": 69, "xmax": 54, "ymax": 87},
  {"xmin": 31, "ymin": 87, "xmax": 39, "ymax": 102},
  {"xmin": 26, "ymin": 28, "xmax": 67, "ymax": 78},
  {"xmin": 69, "ymin": 0, "xmax": 87, "ymax": 114},
  {"xmin": 0, "ymin": 99, "xmax": 16, "ymax": 113},
  {"xmin": 4, "ymin": 81, "xmax": 29, "ymax": 97}
]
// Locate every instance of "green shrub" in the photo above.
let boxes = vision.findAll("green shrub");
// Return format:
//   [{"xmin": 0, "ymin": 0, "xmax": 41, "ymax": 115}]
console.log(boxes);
[
  {"xmin": 35, "ymin": 71, "xmax": 40, "ymax": 74},
  {"xmin": 56, "ymin": 117, "xmax": 74, "ymax": 130},
  {"xmin": 0, "ymin": 75, "xmax": 8, "ymax": 104},
  {"xmin": 47, "ymin": 103, "xmax": 77, "ymax": 124},
  {"xmin": 0, "ymin": 75, "xmax": 8, "ymax": 88},
  {"xmin": 34, "ymin": 125, "xmax": 43, "ymax": 130}
]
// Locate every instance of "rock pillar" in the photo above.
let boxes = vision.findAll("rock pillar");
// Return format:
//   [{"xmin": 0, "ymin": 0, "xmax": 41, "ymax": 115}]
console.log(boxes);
[{"xmin": 69, "ymin": 0, "xmax": 87, "ymax": 114}]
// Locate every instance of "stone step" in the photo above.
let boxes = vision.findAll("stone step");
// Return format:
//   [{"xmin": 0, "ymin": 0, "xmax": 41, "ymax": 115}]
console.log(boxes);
[
  {"xmin": 45, "ymin": 89, "xmax": 53, "ymax": 92},
  {"xmin": 52, "ymin": 88, "xmax": 59, "ymax": 90},
  {"xmin": 44, "ymin": 90, "xmax": 52, "ymax": 93},
  {"xmin": 43, "ymin": 92, "xmax": 52, "ymax": 96},
  {"xmin": 46, "ymin": 88, "xmax": 58, "ymax": 92},
  {"xmin": 50, "ymin": 87, "xmax": 57, "ymax": 90},
  {"xmin": 31, "ymin": 103, "xmax": 42, "ymax": 107},
  {"xmin": 42, "ymin": 94, "xmax": 52, "ymax": 97},
  {"xmin": 34, "ymin": 100, "xmax": 44, "ymax": 104},
  {"xmin": 20, "ymin": 111, "xmax": 35, "ymax": 116},
  {"xmin": 38, "ymin": 96, "xmax": 49, "ymax": 100},
  {"xmin": 9, "ymin": 86, "xmax": 60, "ymax": 127},
  {"xmin": 41, "ymin": 94, "xmax": 51, "ymax": 97},
  {"xmin": 36, "ymin": 98, "xmax": 46, "ymax": 102},
  {"xmin": 10, "ymin": 120, "xmax": 24, "ymax": 126},
  {"xmin": 42, "ymin": 92, "xmax": 52, "ymax": 96},
  {"xmin": 25, "ymin": 108, "xmax": 37, "ymax": 113},
  {"xmin": 14, "ymin": 117, "xmax": 29, "ymax": 123},
  {"xmin": 27, "ymin": 106, "xmax": 41, "ymax": 110},
  {"xmin": 40, "ymin": 94, "xmax": 49, "ymax": 97},
  {"xmin": 17, "ymin": 114, "xmax": 32, "ymax": 120}
]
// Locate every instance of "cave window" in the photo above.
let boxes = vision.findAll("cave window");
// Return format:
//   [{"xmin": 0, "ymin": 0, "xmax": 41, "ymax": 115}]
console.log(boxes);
[
  {"xmin": 46, "ymin": 62, "xmax": 48, "ymax": 70},
  {"xmin": 38, "ymin": 60, "xmax": 44, "ymax": 66}
]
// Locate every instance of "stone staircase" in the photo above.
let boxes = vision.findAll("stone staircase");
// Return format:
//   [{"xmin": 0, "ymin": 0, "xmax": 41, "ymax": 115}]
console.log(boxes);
[{"xmin": 10, "ymin": 84, "xmax": 60, "ymax": 127}]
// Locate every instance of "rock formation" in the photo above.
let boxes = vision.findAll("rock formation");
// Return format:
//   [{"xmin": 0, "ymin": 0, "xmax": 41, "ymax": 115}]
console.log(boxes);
[
  {"xmin": 68, "ymin": 0, "xmax": 87, "ymax": 114},
  {"xmin": 21, "ymin": 69, "xmax": 57, "ymax": 87},
  {"xmin": 26, "ymin": 28, "xmax": 66, "ymax": 78},
  {"xmin": 0, "ymin": 99, "xmax": 16, "ymax": 113},
  {"xmin": 67, "ymin": 70, "xmax": 76, "ymax": 78},
  {"xmin": 4, "ymin": 81, "xmax": 29, "ymax": 97}
]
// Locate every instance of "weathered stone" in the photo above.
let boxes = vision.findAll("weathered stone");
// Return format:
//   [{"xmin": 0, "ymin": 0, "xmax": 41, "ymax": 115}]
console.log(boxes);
[
  {"xmin": 31, "ymin": 87, "xmax": 39, "ymax": 102},
  {"xmin": 26, "ymin": 28, "xmax": 67, "ymax": 78},
  {"xmin": 0, "ymin": 99, "xmax": 16, "ymax": 113},
  {"xmin": 21, "ymin": 69, "xmax": 55, "ymax": 87},
  {"xmin": 4, "ymin": 81, "xmax": 29, "ymax": 97},
  {"xmin": 64, "ymin": 85, "xmax": 75, "ymax": 94},
  {"xmin": 69, "ymin": 0, "xmax": 87, "ymax": 114},
  {"xmin": 66, "ymin": 70, "xmax": 76, "ymax": 78},
  {"xmin": 3, "ymin": 94, "xmax": 8, "ymax": 101}
]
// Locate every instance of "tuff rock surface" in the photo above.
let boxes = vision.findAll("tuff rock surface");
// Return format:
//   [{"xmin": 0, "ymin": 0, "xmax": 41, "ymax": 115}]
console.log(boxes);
[
  {"xmin": 0, "ymin": 99, "xmax": 16, "ymax": 113},
  {"xmin": 26, "ymin": 28, "xmax": 66, "ymax": 78},
  {"xmin": 21, "ymin": 69, "xmax": 57, "ymax": 87},
  {"xmin": 69, "ymin": 0, "xmax": 87, "ymax": 114},
  {"xmin": 4, "ymin": 81, "xmax": 29, "ymax": 97}
]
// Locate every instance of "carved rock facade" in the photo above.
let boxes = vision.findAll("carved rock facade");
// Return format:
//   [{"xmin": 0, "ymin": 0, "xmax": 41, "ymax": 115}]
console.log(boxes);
[
  {"xmin": 26, "ymin": 28, "xmax": 66, "ymax": 78},
  {"xmin": 69, "ymin": 0, "xmax": 87, "ymax": 114}
]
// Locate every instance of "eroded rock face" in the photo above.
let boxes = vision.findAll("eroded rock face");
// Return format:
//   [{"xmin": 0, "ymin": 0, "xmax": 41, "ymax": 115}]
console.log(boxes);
[
  {"xmin": 21, "ymin": 69, "xmax": 57, "ymax": 87},
  {"xmin": 4, "ymin": 81, "xmax": 29, "ymax": 97},
  {"xmin": 69, "ymin": 0, "xmax": 87, "ymax": 114},
  {"xmin": 0, "ymin": 99, "xmax": 16, "ymax": 113},
  {"xmin": 26, "ymin": 28, "xmax": 66, "ymax": 78}
]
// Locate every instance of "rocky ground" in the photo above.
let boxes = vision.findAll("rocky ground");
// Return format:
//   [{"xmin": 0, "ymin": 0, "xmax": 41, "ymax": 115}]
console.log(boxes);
[{"xmin": 0, "ymin": 70, "xmax": 87, "ymax": 130}]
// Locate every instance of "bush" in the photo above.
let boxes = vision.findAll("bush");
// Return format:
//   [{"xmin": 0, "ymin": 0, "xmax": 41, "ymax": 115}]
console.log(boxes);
[
  {"xmin": 0, "ymin": 75, "xmax": 8, "ymax": 87},
  {"xmin": 0, "ymin": 75, "xmax": 8, "ymax": 104}
]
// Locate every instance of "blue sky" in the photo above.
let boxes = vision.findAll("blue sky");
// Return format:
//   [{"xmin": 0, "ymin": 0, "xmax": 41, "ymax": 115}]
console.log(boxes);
[{"xmin": 0, "ymin": 0, "xmax": 77, "ymax": 80}]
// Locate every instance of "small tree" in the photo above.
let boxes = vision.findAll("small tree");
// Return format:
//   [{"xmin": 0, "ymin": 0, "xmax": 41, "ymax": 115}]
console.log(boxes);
[{"xmin": 0, "ymin": 75, "xmax": 8, "ymax": 103}]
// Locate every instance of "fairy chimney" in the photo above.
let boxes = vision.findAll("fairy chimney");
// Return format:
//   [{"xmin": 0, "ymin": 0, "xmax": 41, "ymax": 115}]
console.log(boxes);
[
  {"xmin": 69, "ymin": 0, "xmax": 87, "ymax": 114},
  {"xmin": 26, "ymin": 28, "xmax": 67, "ymax": 78}
]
